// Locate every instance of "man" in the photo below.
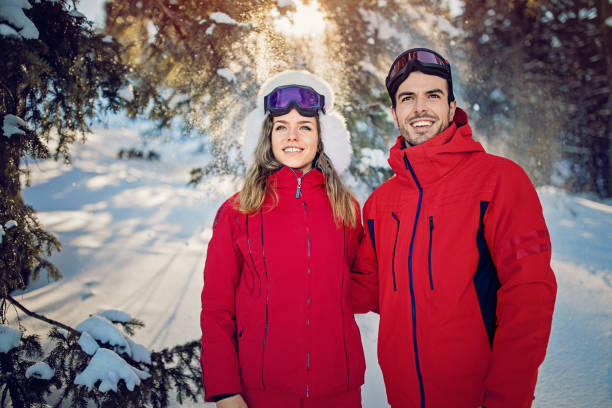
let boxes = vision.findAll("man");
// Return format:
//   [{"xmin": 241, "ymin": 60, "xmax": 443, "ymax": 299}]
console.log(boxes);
[{"xmin": 351, "ymin": 48, "xmax": 557, "ymax": 408}]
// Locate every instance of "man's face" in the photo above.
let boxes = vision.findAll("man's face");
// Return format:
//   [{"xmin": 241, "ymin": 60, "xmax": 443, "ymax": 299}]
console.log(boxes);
[{"xmin": 391, "ymin": 71, "xmax": 457, "ymax": 146}]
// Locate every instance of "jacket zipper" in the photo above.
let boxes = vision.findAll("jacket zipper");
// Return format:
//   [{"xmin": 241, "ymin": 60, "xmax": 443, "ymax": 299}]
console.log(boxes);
[
  {"xmin": 288, "ymin": 167, "xmax": 313, "ymax": 199},
  {"xmin": 302, "ymin": 197, "xmax": 312, "ymax": 398},
  {"xmin": 428, "ymin": 216, "xmax": 434, "ymax": 291},
  {"xmin": 391, "ymin": 212, "xmax": 400, "ymax": 291},
  {"xmin": 340, "ymin": 227, "xmax": 350, "ymax": 389},
  {"xmin": 260, "ymin": 210, "xmax": 269, "ymax": 390},
  {"xmin": 245, "ymin": 216, "xmax": 261, "ymax": 296},
  {"xmin": 404, "ymin": 154, "xmax": 426, "ymax": 408}
]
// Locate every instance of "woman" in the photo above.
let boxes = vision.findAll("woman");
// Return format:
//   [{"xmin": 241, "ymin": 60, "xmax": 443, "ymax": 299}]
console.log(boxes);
[{"xmin": 200, "ymin": 70, "xmax": 365, "ymax": 408}]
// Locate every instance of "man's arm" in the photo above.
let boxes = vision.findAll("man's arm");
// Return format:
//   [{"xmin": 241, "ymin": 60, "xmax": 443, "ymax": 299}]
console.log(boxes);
[
  {"xmin": 201, "ymin": 201, "xmax": 244, "ymax": 402},
  {"xmin": 350, "ymin": 198, "xmax": 380, "ymax": 314},
  {"xmin": 483, "ymin": 164, "xmax": 557, "ymax": 408}
]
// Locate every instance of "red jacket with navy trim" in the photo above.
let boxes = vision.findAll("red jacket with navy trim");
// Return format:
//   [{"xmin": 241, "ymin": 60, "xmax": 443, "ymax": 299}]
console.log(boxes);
[
  {"xmin": 351, "ymin": 108, "xmax": 557, "ymax": 408},
  {"xmin": 201, "ymin": 166, "xmax": 365, "ymax": 402}
]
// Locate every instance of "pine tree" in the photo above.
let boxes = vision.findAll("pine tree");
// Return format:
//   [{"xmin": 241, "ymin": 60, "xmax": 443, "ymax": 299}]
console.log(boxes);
[
  {"xmin": 0, "ymin": 0, "xmax": 126, "ymax": 305},
  {"xmin": 1, "ymin": 2, "xmax": 203, "ymax": 406},
  {"xmin": 102, "ymin": 0, "xmax": 448, "ymax": 194},
  {"xmin": 460, "ymin": 0, "xmax": 612, "ymax": 197}
]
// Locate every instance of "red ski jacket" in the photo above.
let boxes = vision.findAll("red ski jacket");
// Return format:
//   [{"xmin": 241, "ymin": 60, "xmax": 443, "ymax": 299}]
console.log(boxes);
[
  {"xmin": 351, "ymin": 108, "xmax": 556, "ymax": 408},
  {"xmin": 201, "ymin": 166, "xmax": 365, "ymax": 402}
]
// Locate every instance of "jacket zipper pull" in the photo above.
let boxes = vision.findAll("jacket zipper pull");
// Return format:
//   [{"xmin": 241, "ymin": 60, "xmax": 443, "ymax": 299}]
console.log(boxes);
[{"xmin": 296, "ymin": 177, "xmax": 302, "ymax": 199}]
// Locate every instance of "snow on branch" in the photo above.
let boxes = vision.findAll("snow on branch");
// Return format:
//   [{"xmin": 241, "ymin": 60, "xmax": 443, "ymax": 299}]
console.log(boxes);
[
  {"xmin": 74, "ymin": 348, "xmax": 151, "ymax": 392},
  {"xmin": 0, "ymin": 324, "xmax": 21, "ymax": 353},
  {"xmin": 25, "ymin": 361, "xmax": 54, "ymax": 380},
  {"xmin": 0, "ymin": 0, "xmax": 39, "ymax": 39},
  {"xmin": 2, "ymin": 114, "xmax": 27, "ymax": 138},
  {"xmin": 78, "ymin": 332, "xmax": 99, "ymax": 355},
  {"xmin": 217, "ymin": 68, "xmax": 236, "ymax": 83},
  {"xmin": 210, "ymin": 11, "xmax": 250, "ymax": 28},
  {"xmin": 76, "ymin": 315, "xmax": 128, "ymax": 350},
  {"xmin": 76, "ymin": 313, "xmax": 151, "ymax": 363}
]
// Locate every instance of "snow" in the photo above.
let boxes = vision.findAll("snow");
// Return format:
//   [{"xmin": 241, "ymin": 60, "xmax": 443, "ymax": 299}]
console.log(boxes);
[
  {"xmin": 276, "ymin": 0, "xmax": 297, "ymax": 7},
  {"xmin": 8, "ymin": 114, "xmax": 612, "ymax": 407},
  {"xmin": 5, "ymin": 220, "xmax": 17, "ymax": 229},
  {"xmin": 25, "ymin": 361, "xmax": 54, "ymax": 380},
  {"xmin": 359, "ymin": 147, "xmax": 388, "ymax": 172},
  {"xmin": 3, "ymin": 114, "xmax": 27, "ymax": 138},
  {"xmin": 0, "ymin": 23, "xmax": 20, "ymax": 37},
  {"xmin": 448, "ymin": 0, "xmax": 464, "ymax": 19},
  {"xmin": 76, "ymin": 315, "xmax": 128, "ymax": 349},
  {"xmin": 209, "ymin": 11, "xmax": 238, "ymax": 25},
  {"xmin": 217, "ymin": 68, "xmax": 236, "ymax": 83},
  {"xmin": 78, "ymin": 332, "xmax": 99, "ymax": 355},
  {"xmin": 0, "ymin": 226, "xmax": 4, "ymax": 244},
  {"xmin": 205, "ymin": 23, "xmax": 215, "ymax": 35},
  {"xmin": 606, "ymin": 16, "xmax": 612, "ymax": 27},
  {"xmin": 126, "ymin": 337, "xmax": 151, "ymax": 364},
  {"xmin": 0, "ymin": 0, "xmax": 39, "ymax": 39},
  {"xmin": 0, "ymin": 325, "xmax": 21, "ymax": 353},
  {"xmin": 209, "ymin": 11, "xmax": 249, "ymax": 29},
  {"xmin": 98, "ymin": 309, "xmax": 131, "ymax": 323},
  {"xmin": 68, "ymin": 9, "xmax": 86, "ymax": 19},
  {"xmin": 74, "ymin": 348, "xmax": 151, "ymax": 392}
]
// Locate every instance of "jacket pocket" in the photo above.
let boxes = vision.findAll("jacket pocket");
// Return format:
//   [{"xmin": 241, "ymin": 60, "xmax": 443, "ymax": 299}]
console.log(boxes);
[
  {"xmin": 428, "ymin": 216, "xmax": 434, "ymax": 291},
  {"xmin": 391, "ymin": 212, "xmax": 400, "ymax": 291}
]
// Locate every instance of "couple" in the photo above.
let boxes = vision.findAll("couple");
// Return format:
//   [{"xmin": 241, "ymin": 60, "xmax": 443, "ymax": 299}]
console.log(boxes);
[{"xmin": 200, "ymin": 48, "xmax": 557, "ymax": 408}]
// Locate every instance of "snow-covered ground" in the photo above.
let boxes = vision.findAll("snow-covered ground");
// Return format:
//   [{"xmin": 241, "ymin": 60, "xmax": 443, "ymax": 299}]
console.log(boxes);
[{"xmin": 10, "ymin": 123, "xmax": 612, "ymax": 407}]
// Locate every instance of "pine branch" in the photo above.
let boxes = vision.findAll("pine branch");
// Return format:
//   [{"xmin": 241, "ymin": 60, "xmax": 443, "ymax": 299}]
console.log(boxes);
[
  {"xmin": 5, "ymin": 295, "xmax": 78, "ymax": 335},
  {"xmin": 153, "ymin": 0, "xmax": 187, "ymax": 40}
]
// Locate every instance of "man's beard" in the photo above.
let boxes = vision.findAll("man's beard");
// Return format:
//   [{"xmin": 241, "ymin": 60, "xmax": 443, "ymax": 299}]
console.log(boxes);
[{"xmin": 399, "ymin": 114, "xmax": 445, "ymax": 146}]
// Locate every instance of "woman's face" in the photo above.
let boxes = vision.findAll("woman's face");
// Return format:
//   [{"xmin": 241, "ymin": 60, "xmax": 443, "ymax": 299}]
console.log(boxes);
[{"xmin": 271, "ymin": 109, "xmax": 318, "ymax": 172}]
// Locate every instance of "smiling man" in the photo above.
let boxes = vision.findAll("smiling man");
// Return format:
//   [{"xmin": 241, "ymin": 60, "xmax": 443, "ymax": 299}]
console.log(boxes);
[{"xmin": 351, "ymin": 48, "xmax": 557, "ymax": 408}]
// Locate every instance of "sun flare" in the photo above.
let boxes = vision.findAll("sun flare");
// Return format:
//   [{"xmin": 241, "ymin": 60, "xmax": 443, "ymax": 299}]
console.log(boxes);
[{"xmin": 273, "ymin": 0, "xmax": 327, "ymax": 38}]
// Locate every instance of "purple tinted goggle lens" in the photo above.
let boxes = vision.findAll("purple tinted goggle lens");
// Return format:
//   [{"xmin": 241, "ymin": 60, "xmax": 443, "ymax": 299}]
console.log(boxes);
[
  {"xmin": 264, "ymin": 85, "xmax": 325, "ymax": 116},
  {"xmin": 388, "ymin": 49, "xmax": 450, "ymax": 81}
]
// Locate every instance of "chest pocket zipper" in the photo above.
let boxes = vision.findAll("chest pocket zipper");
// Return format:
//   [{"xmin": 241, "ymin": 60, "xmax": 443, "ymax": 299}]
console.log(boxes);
[
  {"xmin": 391, "ymin": 212, "xmax": 400, "ymax": 291},
  {"xmin": 428, "ymin": 216, "xmax": 434, "ymax": 291}
]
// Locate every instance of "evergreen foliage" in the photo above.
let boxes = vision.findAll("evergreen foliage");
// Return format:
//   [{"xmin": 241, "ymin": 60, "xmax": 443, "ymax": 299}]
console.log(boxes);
[
  {"xmin": 1, "ymin": 2, "xmax": 203, "ymax": 406},
  {"xmin": 103, "ymin": 0, "xmax": 434, "ymax": 193},
  {"xmin": 1, "ymin": 320, "xmax": 202, "ymax": 408},
  {"xmin": 0, "ymin": 0, "xmax": 127, "ymax": 301},
  {"xmin": 460, "ymin": 0, "xmax": 612, "ymax": 197}
]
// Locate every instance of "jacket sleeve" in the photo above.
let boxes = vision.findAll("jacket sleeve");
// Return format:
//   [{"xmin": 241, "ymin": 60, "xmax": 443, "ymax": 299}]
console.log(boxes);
[
  {"xmin": 482, "ymin": 163, "xmax": 557, "ymax": 408},
  {"xmin": 350, "ymin": 196, "xmax": 380, "ymax": 314},
  {"xmin": 200, "ymin": 199, "xmax": 244, "ymax": 402}
]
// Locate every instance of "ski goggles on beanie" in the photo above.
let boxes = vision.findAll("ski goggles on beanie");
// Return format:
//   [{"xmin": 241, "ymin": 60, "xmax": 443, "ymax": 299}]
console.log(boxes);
[
  {"xmin": 264, "ymin": 85, "xmax": 326, "ymax": 117},
  {"xmin": 386, "ymin": 48, "xmax": 455, "ymax": 105}
]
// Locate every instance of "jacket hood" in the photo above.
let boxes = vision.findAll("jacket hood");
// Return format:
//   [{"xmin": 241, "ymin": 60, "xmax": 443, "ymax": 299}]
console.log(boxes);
[{"xmin": 388, "ymin": 108, "xmax": 484, "ymax": 187}]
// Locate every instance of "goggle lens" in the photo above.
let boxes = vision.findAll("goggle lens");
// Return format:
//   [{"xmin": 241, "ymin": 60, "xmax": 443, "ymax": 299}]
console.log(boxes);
[
  {"xmin": 268, "ymin": 87, "xmax": 319, "ymax": 108},
  {"xmin": 264, "ymin": 85, "xmax": 325, "ymax": 116},
  {"xmin": 388, "ymin": 49, "xmax": 450, "ymax": 81}
]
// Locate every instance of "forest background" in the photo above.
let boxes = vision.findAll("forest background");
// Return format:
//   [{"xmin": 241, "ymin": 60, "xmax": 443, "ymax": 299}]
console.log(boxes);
[{"xmin": 1, "ymin": 0, "xmax": 611, "ymax": 407}]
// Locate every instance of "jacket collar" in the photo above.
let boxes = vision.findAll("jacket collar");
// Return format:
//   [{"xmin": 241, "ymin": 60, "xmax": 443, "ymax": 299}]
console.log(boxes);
[
  {"xmin": 387, "ymin": 108, "xmax": 484, "ymax": 188},
  {"xmin": 267, "ymin": 165, "xmax": 326, "ymax": 198}
]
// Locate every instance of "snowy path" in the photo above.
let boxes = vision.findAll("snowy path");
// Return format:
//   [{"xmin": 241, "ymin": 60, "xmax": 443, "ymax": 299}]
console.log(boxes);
[{"xmin": 11, "ymin": 127, "xmax": 612, "ymax": 407}]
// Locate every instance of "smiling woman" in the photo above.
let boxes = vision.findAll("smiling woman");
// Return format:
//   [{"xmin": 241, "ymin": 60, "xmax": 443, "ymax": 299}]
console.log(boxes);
[
  {"xmin": 273, "ymin": 0, "xmax": 327, "ymax": 37},
  {"xmin": 200, "ymin": 70, "xmax": 365, "ymax": 407}
]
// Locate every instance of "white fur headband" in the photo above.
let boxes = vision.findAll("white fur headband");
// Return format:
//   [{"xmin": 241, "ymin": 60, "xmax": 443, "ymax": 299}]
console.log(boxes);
[{"xmin": 241, "ymin": 70, "xmax": 352, "ymax": 173}]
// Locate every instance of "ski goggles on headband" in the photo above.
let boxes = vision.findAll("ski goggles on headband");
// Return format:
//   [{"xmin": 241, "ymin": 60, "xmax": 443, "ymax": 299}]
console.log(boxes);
[
  {"xmin": 386, "ymin": 48, "xmax": 454, "ymax": 103},
  {"xmin": 264, "ymin": 85, "xmax": 325, "ymax": 117}
]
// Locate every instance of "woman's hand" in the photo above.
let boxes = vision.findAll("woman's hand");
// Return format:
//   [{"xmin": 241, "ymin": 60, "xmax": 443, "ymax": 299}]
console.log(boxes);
[{"xmin": 216, "ymin": 394, "xmax": 248, "ymax": 408}]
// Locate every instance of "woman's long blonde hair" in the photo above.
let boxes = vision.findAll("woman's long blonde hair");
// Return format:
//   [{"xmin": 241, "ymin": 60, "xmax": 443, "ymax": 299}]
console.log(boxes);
[{"xmin": 237, "ymin": 113, "xmax": 358, "ymax": 228}]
